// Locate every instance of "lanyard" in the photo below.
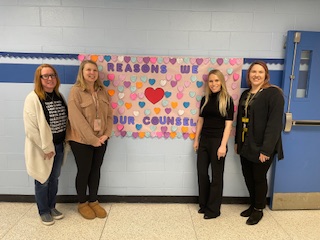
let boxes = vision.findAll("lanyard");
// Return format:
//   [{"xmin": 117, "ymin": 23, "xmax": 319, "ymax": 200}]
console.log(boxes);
[
  {"xmin": 92, "ymin": 91, "xmax": 99, "ymax": 118},
  {"xmin": 241, "ymin": 88, "xmax": 262, "ymax": 142}
]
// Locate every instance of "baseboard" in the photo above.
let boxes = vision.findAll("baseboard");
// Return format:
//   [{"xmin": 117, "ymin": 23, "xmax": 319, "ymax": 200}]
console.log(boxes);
[
  {"xmin": 272, "ymin": 192, "xmax": 320, "ymax": 210},
  {"xmin": 0, "ymin": 194, "xmax": 252, "ymax": 204}
]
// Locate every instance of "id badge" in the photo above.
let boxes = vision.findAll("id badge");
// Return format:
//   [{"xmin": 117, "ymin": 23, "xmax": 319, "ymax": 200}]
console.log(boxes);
[
  {"xmin": 242, "ymin": 117, "xmax": 249, "ymax": 123},
  {"xmin": 94, "ymin": 119, "xmax": 101, "ymax": 131}
]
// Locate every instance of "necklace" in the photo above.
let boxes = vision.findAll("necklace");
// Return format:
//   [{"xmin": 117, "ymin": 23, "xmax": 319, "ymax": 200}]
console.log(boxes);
[{"xmin": 46, "ymin": 92, "xmax": 55, "ymax": 102}]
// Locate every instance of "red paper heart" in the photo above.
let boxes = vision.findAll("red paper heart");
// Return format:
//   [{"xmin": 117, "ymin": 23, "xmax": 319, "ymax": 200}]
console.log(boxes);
[{"xmin": 145, "ymin": 87, "xmax": 164, "ymax": 104}]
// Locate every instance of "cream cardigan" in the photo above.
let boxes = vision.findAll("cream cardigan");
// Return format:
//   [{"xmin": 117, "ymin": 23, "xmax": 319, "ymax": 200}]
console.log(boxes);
[{"xmin": 23, "ymin": 91, "xmax": 55, "ymax": 184}]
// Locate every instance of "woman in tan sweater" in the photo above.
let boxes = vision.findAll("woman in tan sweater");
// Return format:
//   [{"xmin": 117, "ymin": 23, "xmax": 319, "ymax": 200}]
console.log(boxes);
[{"xmin": 66, "ymin": 60, "xmax": 113, "ymax": 219}]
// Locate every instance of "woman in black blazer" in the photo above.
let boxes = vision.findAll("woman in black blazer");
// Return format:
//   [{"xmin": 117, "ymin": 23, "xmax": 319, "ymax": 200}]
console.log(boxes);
[{"xmin": 235, "ymin": 61, "xmax": 284, "ymax": 225}]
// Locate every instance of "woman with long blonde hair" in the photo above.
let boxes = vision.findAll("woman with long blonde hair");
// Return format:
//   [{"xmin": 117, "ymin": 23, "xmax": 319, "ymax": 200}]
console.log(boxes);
[{"xmin": 193, "ymin": 69, "xmax": 234, "ymax": 219}]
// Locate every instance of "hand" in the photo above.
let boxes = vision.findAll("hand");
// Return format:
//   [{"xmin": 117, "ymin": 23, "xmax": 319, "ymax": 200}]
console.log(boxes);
[
  {"xmin": 259, "ymin": 153, "xmax": 270, "ymax": 163},
  {"xmin": 217, "ymin": 146, "xmax": 226, "ymax": 160},
  {"xmin": 44, "ymin": 151, "xmax": 54, "ymax": 160},
  {"xmin": 193, "ymin": 141, "xmax": 198, "ymax": 153},
  {"xmin": 99, "ymin": 135, "xmax": 108, "ymax": 144}
]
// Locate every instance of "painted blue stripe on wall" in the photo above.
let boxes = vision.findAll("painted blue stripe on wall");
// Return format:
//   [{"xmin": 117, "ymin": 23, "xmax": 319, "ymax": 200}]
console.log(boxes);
[{"xmin": 0, "ymin": 63, "xmax": 78, "ymax": 84}]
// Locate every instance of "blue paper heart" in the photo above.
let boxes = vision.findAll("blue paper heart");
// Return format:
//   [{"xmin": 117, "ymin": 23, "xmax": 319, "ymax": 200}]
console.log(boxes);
[
  {"xmin": 103, "ymin": 80, "xmax": 110, "ymax": 87},
  {"xmin": 139, "ymin": 102, "xmax": 146, "ymax": 108},
  {"xmin": 104, "ymin": 55, "xmax": 111, "ymax": 62},
  {"xmin": 149, "ymin": 78, "xmax": 156, "ymax": 85},
  {"xmin": 164, "ymin": 91, "xmax": 172, "ymax": 98}
]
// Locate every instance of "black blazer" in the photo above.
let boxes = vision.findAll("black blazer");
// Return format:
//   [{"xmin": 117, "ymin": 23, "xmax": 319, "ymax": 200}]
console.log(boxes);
[{"xmin": 235, "ymin": 87, "xmax": 284, "ymax": 162}]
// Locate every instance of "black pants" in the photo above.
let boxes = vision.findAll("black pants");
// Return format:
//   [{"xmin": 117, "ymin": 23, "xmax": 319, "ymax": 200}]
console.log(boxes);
[
  {"xmin": 197, "ymin": 136, "xmax": 226, "ymax": 217},
  {"xmin": 70, "ymin": 141, "xmax": 107, "ymax": 203},
  {"xmin": 240, "ymin": 156, "xmax": 273, "ymax": 209}
]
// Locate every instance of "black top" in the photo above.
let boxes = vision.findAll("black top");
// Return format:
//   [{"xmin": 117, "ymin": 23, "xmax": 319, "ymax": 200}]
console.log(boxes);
[
  {"xmin": 199, "ymin": 92, "xmax": 234, "ymax": 138},
  {"xmin": 40, "ymin": 91, "xmax": 68, "ymax": 144},
  {"xmin": 235, "ymin": 87, "xmax": 284, "ymax": 162}
]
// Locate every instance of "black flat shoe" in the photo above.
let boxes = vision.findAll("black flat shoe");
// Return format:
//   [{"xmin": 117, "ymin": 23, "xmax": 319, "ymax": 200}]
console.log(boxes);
[
  {"xmin": 240, "ymin": 206, "xmax": 254, "ymax": 217},
  {"xmin": 246, "ymin": 209, "xmax": 263, "ymax": 225},
  {"xmin": 204, "ymin": 213, "xmax": 220, "ymax": 219},
  {"xmin": 198, "ymin": 208, "xmax": 205, "ymax": 214}
]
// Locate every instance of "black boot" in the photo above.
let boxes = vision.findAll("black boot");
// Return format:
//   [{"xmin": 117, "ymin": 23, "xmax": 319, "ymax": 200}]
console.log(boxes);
[
  {"xmin": 240, "ymin": 205, "xmax": 254, "ymax": 217},
  {"xmin": 246, "ymin": 208, "xmax": 263, "ymax": 225}
]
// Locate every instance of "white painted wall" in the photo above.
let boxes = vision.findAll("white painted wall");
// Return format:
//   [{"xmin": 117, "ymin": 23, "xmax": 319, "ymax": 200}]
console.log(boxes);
[{"xmin": 1, "ymin": 0, "xmax": 320, "ymax": 197}]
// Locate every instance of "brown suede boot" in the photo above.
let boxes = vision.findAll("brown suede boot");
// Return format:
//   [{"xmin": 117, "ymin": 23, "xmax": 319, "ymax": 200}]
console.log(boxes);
[
  {"xmin": 89, "ymin": 201, "xmax": 107, "ymax": 218},
  {"xmin": 78, "ymin": 202, "xmax": 96, "ymax": 219}
]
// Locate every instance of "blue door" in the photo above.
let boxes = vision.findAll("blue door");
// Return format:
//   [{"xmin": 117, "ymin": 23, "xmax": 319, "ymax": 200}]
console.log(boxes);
[{"xmin": 271, "ymin": 31, "xmax": 320, "ymax": 210}]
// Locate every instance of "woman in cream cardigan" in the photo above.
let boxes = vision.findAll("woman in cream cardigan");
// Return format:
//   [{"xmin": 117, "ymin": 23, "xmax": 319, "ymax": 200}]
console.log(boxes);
[{"xmin": 23, "ymin": 64, "xmax": 68, "ymax": 226}]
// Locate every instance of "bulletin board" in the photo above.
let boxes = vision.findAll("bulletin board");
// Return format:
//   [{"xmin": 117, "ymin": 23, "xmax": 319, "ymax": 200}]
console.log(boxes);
[{"xmin": 78, "ymin": 54, "xmax": 243, "ymax": 139}]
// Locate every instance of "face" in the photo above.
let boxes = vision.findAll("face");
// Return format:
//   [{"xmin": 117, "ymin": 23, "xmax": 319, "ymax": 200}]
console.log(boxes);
[
  {"xmin": 208, "ymin": 73, "xmax": 221, "ymax": 93},
  {"xmin": 83, "ymin": 62, "xmax": 98, "ymax": 85},
  {"xmin": 249, "ymin": 64, "xmax": 266, "ymax": 89},
  {"xmin": 41, "ymin": 67, "xmax": 57, "ymax": 93}
]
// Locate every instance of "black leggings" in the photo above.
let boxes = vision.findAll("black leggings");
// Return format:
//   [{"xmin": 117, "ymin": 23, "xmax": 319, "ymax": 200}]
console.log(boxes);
[
  {"xmin": 69, "ymin": 141, "xmax": 107, "ymax": 203},
  {"xmin": 240, "ymin": 156, "xmax": 273, "ymax": 209}
]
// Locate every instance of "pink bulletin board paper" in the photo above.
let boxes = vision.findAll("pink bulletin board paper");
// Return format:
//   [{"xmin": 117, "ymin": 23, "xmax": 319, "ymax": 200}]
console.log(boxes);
[{"xmin": 78, "ymin": 54, "xmax": 243, "ymax": 140}]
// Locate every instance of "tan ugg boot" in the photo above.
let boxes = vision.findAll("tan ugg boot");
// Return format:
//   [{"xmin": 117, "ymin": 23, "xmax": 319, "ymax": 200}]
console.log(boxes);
[
  {"xmin": 78, "ymin": 202, "xmax": 96, "ymax": 219},
  {"xmin": 89, "ymin": 201, "xmax": 107, "ymax": 218}
]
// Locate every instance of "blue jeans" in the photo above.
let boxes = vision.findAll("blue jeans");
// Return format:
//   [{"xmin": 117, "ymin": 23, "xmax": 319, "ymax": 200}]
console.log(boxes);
[{"xmin": 35, "ymin": 142, "xmax": 64, "ymax": 215}]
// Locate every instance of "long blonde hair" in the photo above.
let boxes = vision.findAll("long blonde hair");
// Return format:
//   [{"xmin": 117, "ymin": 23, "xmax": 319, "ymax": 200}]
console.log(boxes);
[
  {"xmin": 34, "ymin": 64, "xmax": 61, "ymax": 100},
  {"xmin": 75, "ymin": 60, "xmax": 104, "ymax": 91},
  {"xmin": 201, "ymin": 69, "xmax": 231, "ymax": 117}
]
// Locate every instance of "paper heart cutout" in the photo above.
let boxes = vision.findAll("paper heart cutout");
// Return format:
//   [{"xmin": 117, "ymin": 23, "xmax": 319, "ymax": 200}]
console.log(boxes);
[
  {"xmin": 177, "ymin": 93, "xmax": 183, "ymax": 99},
  {"xmin": 171, "ymin": 102, "xmax": 178, "ymax": 108},
  {"xmin": 78, "ymin": 54, "xmax": 85, "ymax": 61},
  {"xmin": 175, "ymin": 74, "xmax": 182, "ymax": 81},
  {"xmin": 104, "ymin": 55, "xmax": 111, "ymax": 62},
  {"xmin": 117, "ymin": 124, "xmax": 124, "ymax": 131},
  {"xmin": 108, "ymin": 89, "xmax": 115, "ymax": 96},
  {"xmin": 217, "ymin": 58, "xmax": 223, "ymax": 65},
  {"xmin": 178, "ymin": 110, "xmax": 185, "ymax": 116},
  {"xmin": 103, "ymin": 80, "xmax": 110, "ymax": 87},
  {"xmin": 124, "ymin": 56, "xmax": 131, "ymax": 63},
  {"xmin": 160, "ymin": 79, "xmax": 167, "ymax": 86},
  {"xmin": 90, "ymin": 55, "xmax": 98, "ymax": 62},
  {"xmin": 145, "ymin": 87, "xmax": 164, "ymax": 104},
  {"xmin": 154, "ymin": 108, "xmax": 161, "ymax": 114},
  {"xmin": 233, "ymin": 73, "xmax": 240, "ymax": 81},
  {"xmin": 107, "ymin": 74, "xmax": 115, "ymax": 80},
  {"xmin": 183, "ymin": 102, "xmax": 190, "ymax": 108},
  {"xmin": 165, "ymin": 108, "xmax": 171, "ymax": 114},
  {"xmin": 150, "ymin": 57, "xmax": 157, "ymax": 64},
  {"xmin": 162, "ymin": 100, "xmax": 169, "ymax": 107},
  {"xmin": 130, "ymin": 93, "xmax": 137, "ymax": 100},
  {"xmin": 164, "ymin": 91, "xmax": 172, "ymax": 98},
  {"xmin": 139, "ymin": 102, "xmax": 146, "ymax": 108}
]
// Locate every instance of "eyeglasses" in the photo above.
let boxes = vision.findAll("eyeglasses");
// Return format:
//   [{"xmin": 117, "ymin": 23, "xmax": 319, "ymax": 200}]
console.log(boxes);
[{"xmin": 41, "ymin": 74, "xmax": 57, "ymax": 80}]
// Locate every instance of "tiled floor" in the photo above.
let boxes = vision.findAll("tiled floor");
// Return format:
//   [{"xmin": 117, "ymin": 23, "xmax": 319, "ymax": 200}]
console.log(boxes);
[{"xmin": 0, "ymin": 202, "xmax": 320, "ymax": 240}]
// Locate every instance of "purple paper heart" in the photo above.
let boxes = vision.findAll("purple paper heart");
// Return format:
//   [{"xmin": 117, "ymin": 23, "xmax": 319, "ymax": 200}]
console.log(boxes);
[
  {"xmin": 164, "ymin": 132, "xmax": 170, "ymax": 139},
  {"xmin": 183, "ymin": 133, "xmax": 189, "ymax": 139},
  {"xmin": 196, "ymin": 58, "xmax": 203, "ymax": 65},
  {"xmin": 217, "ymin": 58, "xmax": 223, "ymax": 65},
  {"xmin": 120, "ymin": 131, "xmax": 127, "ymax": 137},
  {"xmin": 161, "ymin": 126, "xmax": 168, "ymax": 132},
  {"xmin": 132, "ymin": 132, "xmax": 139, "ymax": 138},
  {"xmin": 124, "ymin": 56, "xmax": 131, "ymax": 63},
  {"xmin": 165, "ymin": 108, "xmax": 171, "ymax": 114},
  {"xmin": 124, "ymin": 81, "xmax": 131, "ymax": 88},
  {"xmin": 143, "ymin": 57, "xmax": 150, "ymax": 64},
  {"xmin": 169, "ymin": 58, "xmax": 176, "ymax": 65},
  {"xmin": 170, "ymin": 81, "xmax": 177, "ymax": 87}
]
